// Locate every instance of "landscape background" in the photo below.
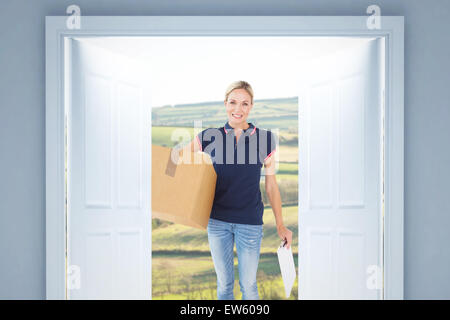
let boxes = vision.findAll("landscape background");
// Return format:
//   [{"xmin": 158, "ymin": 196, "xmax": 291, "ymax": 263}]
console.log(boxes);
[{"xmin": 152, "ymin": 97, "xmax": 299, "ymax": 299}]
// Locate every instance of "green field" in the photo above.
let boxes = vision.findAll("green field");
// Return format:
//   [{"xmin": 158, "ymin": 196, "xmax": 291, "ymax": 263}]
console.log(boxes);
[
  {"xmin": 152, "ymin": 97, "xmax": 298, "ymax": 130},
  {"xmin": 152, "ymin": 96, "xmax": 298, "ymax": 300},
  {"xmin": 152, "ymin": 252, "xmax": 298, "ymax": 300},
  {"xmin": 152, "ymin": 205, "xmax": 299, "ymax": 300}
]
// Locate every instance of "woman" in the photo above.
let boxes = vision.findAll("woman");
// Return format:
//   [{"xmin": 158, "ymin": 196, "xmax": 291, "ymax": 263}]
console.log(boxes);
[{"xmin": 184, "ymin": 81, "xmax": 292, "ymax": 300}]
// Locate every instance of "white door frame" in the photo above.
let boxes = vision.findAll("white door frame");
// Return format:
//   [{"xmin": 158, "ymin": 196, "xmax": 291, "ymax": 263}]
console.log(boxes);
[{"xmin": 45, "ymin": 15, "xmax": 404, "ymax": 300}]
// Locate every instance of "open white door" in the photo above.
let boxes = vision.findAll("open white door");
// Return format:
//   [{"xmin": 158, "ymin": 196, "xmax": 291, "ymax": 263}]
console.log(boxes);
[
  {"xmin": 299, "ymin": 38, "xmax": 385, "ymax": 299},
  {"xmin": 68, "ymin": 39, "xmax": 151, "ymax": 299}
]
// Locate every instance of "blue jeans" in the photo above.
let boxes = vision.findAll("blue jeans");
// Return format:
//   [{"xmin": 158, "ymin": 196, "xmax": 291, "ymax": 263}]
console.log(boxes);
[{"xmin": 207, "ymin": 218, "xmax": 263, "ymax": 300}]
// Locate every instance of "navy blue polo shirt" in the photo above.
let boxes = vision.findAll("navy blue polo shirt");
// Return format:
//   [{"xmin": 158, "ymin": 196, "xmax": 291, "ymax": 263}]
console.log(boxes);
[{"xmin": 196, "ymin": 121, "xmax": 277, "ymax": 225}]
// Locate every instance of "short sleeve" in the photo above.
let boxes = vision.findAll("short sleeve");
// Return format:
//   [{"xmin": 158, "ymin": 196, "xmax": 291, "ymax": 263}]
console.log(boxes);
[
  {"xmin": 195, "ymin": 128, "xmax": 212, "ymax": 152},
  {"xmin": 195, "ymin": 131, "xmax": 203, "ymax": 152},
  {"xmin": 263, "ymin": 130, "xmax": 278, "ymax": 162}
]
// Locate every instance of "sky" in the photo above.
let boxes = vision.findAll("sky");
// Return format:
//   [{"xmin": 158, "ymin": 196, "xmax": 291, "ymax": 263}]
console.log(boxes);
[{"xmin": 80, "ymin": 36, "xmax": 373, "ymax": 107}]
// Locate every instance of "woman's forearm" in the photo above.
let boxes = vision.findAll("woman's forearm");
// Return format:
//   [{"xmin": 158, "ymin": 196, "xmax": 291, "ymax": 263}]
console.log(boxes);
[
  {"xmin": 265, "ymin": 176, "xmax": 284, "ymax": 227},
  {"xmin": 266, "ymin": 175, "xmax": 293, "ymax": 248}
]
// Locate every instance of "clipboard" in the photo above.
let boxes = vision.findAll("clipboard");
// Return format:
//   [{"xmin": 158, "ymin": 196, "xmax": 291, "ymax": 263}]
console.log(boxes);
[{"xmin": 277, "ymin": 240, "xmax": 296, "ymax": 298}]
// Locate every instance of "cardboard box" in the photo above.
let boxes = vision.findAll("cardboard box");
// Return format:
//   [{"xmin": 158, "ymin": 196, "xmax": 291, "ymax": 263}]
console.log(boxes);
[{"xmin": 151, "ymin": 144, "xmax": 217, "ymax": 229}]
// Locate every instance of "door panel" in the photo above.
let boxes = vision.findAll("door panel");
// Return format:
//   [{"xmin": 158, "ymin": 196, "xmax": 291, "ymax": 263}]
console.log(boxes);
[
  {"xmin": 68, "ymin": 39, "xmax": 151, "ymax": 299},
  {"xmin": 299, "ymin": 38, "xmax": 384, "ymax": 299}
]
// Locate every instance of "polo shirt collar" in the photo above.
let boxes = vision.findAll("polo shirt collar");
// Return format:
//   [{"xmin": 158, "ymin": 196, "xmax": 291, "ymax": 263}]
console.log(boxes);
[{"xmin": 224, "ymin": 121, "xmax": 256, "ymax": 135}]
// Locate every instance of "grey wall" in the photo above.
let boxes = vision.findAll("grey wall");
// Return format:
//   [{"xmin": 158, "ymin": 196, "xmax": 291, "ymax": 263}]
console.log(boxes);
[{"xmin": 1, "ymin": 0, "xmax": 449, "ymax": 299}]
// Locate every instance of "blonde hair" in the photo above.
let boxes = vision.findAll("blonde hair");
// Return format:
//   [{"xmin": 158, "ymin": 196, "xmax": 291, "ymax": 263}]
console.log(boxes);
[{"xmin": 224, "ymin": 81, "xmax": 254, "ymax": 104}]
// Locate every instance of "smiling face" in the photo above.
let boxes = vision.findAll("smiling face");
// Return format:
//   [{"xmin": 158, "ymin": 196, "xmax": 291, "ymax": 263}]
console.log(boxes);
[{"xmin": 224, "ymin": 88, "xmax": 253, "ymax": 128}]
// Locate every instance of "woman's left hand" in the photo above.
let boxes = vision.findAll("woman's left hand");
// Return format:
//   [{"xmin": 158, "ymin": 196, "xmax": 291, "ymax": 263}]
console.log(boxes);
[{"xmin": 277, "ymin": 224, "xmax": 293, "ymax": 250}]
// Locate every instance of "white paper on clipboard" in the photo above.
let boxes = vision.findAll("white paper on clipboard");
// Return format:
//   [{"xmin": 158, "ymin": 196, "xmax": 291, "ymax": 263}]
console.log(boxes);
[{"xmin": 277, "ymin": 240, "xmax": 296, "ymax": 298}]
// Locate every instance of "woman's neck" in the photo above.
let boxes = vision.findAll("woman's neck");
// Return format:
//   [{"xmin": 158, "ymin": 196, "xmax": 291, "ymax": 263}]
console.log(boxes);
[{"xmin": 228, "ymin": 121, "xmax": 249, "ymax": 131}]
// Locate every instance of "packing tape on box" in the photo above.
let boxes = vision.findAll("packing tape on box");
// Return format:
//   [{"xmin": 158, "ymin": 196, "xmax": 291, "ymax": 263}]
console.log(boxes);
[{"xmin": 165, "ymin": 148, "xmax": 179, "ymax": 177}]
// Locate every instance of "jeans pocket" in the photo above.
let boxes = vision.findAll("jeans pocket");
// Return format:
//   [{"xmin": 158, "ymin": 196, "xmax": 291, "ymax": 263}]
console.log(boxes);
[
  {"xmin": 241, "ymin": 224, "xmax": 263, "ymax": 240},
  {"xmin": 207, "ymin": 218, "xmax": 230, "ymax": 236}
]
